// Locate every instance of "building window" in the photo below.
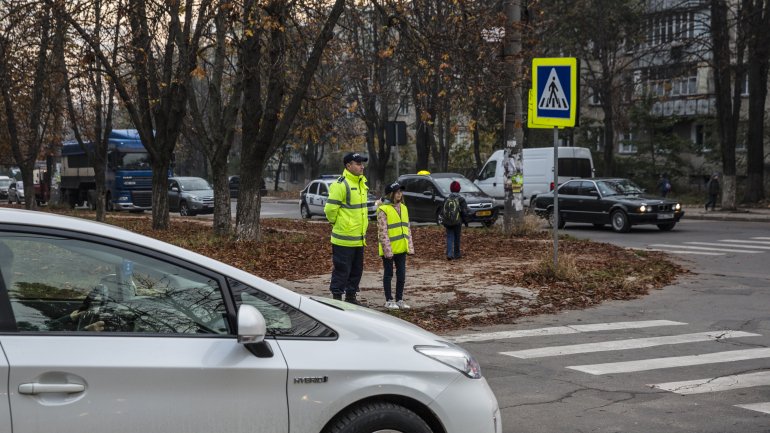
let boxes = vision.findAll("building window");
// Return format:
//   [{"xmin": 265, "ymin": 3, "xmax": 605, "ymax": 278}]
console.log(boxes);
[{"xmin": 618, "ymin": 132, "xmax": 637, "ymax": 154}]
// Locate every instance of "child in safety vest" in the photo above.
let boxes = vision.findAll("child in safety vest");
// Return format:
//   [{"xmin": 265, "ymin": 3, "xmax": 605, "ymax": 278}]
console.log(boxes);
[{"xmin": 377, "ymin": 181, "xmax": 414, "ymax": 310}]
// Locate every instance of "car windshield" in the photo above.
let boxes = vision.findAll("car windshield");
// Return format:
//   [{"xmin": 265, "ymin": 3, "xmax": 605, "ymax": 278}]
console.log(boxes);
[
  {"xmin": 434, "ymin": 177, "xmax": 481, "ymax": 194},
  {"xmin": 597, "ymin": 179, "xmax": 644, "ymax": 196},
  {"xmin": 180, "ymin": 178, "xmax": 211, "ymax": 191},
  {"xmin": 0, "ymin": 179, "xmax": 10, "ymax": 188}
]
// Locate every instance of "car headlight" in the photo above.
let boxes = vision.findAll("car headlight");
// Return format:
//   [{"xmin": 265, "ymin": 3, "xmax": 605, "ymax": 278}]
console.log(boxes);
[
  {"xmin": 415, "ymin": 342, "xmax": 482, "ymax": 379},
  {"xmin": 188, "ymin": 195, "xmax": 201, "ymax": 202},
  {"xmin": 639, "ymin": 205, "xmax": 647, "ymax": 212},
  {"xmin": 118, "ymin": 195, "xmax": 129, "ymax": 201},
  {"xmin": 675, "ymin": 203, "xmax": 681, "ymax": 210}
]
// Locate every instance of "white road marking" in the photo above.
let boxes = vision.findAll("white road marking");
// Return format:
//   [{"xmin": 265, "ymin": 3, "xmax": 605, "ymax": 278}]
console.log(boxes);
[
  {"xmin": 651, "ymin": 371, "xmax": 770, "ymax": 395},
  {"xmin": 501, "ymin": 331, "xmax": 759, "ymax": 359},
  {"xmin": 721, "ymin": 239, "xmax": 770, "ymax": 245},
  {"xmin": 753, "ymin": 237, "xmax": 770, "ymax": 240},
  {"xmin": 646, "ymin": 248, "xmax": 723, "ymax": 256},
  {"xmin": 447, "ymin": 320, "xmax": 686, "ymax": 343},
  {"xmin": 685, "ymin": 242, "xmax": 770, "ymax": 250},
  {"xmin": 648, "ymin": 244, "xmax": 764, "ymax": 253},
  {"xmin": 735, "ymin": 402, "xmax": 770, "ymax": 415},
  {"xmin": 568, "ymin": 348, "xmax": 770, "ymax": 375}
]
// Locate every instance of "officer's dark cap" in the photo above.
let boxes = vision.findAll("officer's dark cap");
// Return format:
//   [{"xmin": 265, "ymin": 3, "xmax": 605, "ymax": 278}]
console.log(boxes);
[{"xmin": 343, "ymin": 152, "xmax": 368, "ymax": 164}]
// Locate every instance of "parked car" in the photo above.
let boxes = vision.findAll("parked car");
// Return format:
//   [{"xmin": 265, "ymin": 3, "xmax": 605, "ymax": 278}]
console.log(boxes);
[
  {"xmin": 229, "ymin": 175, "xmax": 267, "ymax": 199},
  {"xmin": 397, "ymin": 173, "xmax": 498, "ymax": 227},
  {"xmin": 532, "ymin": 178, "xmax": 685, "ymax": 232},
  {"xmin": 0, "ymin": 207, "xmax": 501, "ymax": 433},
  {"xmin": 300, "ymin": 176, "xmax": 377, "ymax": 220},
  {"xmin": 7, "ymin": 180, "xmax": 24, "ymax": 204},
  {"xmin": 168, "ymin": 176, "xmax": 214, "ymax": 216},
  {"xmin": 0, "ymin": 176, "xmax": 11, "ymax": 200}
]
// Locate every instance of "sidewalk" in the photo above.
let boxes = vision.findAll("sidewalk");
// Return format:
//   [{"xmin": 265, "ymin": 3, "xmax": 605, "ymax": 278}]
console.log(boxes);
[{"xmin": 683, "ymin": 204, "xmax": 770, "ymax": 223}]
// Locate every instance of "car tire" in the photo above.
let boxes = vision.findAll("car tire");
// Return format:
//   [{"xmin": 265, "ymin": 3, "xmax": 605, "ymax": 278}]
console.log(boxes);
[
  {"xmin": 657, "ymin": 222, "xmax": 676, "ymax": 231},
  {"xmin": 611, "ymin": 210, "xmax": 631, "ymax": 233},
  {"xmin": 324, "ymin": 401, "xmax": 433, "ymax": 433},
  {"xmin": 548, "ymin": 209, "xmax": 566, "ymax": 229},
  {"xmin": 300, "ymin": 202, "xmax": 311, "ymax": 219},
  {"xmin": 179, "ymin": 201, "xmax": 193, "ymax": 217},
  {"xmin": 483, "ymin": 219, "xmax": 496, "ymax": 228}
]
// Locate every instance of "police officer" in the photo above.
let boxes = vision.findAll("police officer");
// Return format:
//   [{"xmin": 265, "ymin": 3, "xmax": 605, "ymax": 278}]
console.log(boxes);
[{"xmin": 324, "ymin": 152, "xmax": 369, "ymax": 304}]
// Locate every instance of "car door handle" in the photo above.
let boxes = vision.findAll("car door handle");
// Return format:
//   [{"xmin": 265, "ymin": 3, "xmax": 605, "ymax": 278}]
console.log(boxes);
[{"xmin": 19, "ymin": 383, "xmax": 85, "ymax": 395}]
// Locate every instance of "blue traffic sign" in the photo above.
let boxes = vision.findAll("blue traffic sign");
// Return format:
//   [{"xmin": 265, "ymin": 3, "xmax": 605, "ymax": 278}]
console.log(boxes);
[{"xmin": 531, "ymin": 58, "xmax": 579, "ymax": 127}]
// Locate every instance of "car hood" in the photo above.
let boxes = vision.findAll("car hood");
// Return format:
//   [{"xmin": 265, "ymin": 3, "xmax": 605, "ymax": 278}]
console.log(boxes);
[
  {"xmin": 608, "ymin": 195, "xmax": 676, "ymax": 204},
  {"xmin": 304, "ymin": 296, "xmax": 446, "ymax": 344},
  {"xmin": 183, "ymin": 189, "xmax": 214, "ymax": 195},
  {"xmin": 457, "ymin": 192, "xmax": 494, "ymax": 204}
]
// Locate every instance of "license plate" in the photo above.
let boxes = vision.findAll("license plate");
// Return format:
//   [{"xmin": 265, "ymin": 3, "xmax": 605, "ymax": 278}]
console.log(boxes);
[
  {"xmin": 657, "ymin": 213, "xmax": 674, "ymax": 219},
  {"xmin": 476, "ymin": 210, "xmax": 492, "ymax": 217}
]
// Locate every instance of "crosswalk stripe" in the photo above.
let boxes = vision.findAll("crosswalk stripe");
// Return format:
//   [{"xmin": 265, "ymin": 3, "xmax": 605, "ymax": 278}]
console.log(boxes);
[
  {"xmin": 735, "ymin": 402, "xmax": 770, "ymax": 414},
  {"xmin": 651, "ymin": 371, "xmax": 770, "ymax": 395},
  {"xmin": 501, "ymin": 331, "xmax": 759, "ymax": 359},
  {"xmin": 721, "ymin": 239, "xmax": 770, "ymax": 245},
  {"xmin": 567, "ymin": 348, "xmax": 770, "ymax": 375},
  {"xmin": 447, "ymin": 320, "xmax": 686, "ymax": 343},
  {"xmin": 648, "ymin": 244, "xmax": 764, "ymax": 253},
  {"xmin": 646, "ymin": 248, "xmax": 723, "ymax": 256},
  {"xmin": 685, "ymin": 242, "xmax": 770, "ymax": 250},
  {"xmin": 753, "ymin": 237, "xmax": 770, "ymax": 240}
]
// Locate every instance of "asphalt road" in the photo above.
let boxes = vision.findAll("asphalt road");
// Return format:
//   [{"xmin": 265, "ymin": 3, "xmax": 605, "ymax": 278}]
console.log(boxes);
[{"xmin": 448, "ymin": 219, "xmax": 770, "ymax": 433}]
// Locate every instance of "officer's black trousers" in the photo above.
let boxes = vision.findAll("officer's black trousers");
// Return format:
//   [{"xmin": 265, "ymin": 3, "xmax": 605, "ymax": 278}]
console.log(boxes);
[{"xmin": 330, "ymin": 244, "xmax": 364, "ymax": 296}]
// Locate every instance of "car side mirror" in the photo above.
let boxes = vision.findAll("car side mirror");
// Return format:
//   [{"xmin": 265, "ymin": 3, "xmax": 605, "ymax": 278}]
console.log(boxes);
[
  {"xmin": 237, "ymin": 304, "xmax": 273, "ymax": 358},
  {"xmin": 171, "ymin": 186, "xmax": 179, "ymax": 192},
  {"xmin": 321, "ymin": 191, "xmax": 328, "ymax": 197}
]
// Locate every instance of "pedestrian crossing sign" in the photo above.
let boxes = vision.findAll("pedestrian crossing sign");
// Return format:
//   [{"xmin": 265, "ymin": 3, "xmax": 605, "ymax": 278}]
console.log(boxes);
[{"xmin": 531, "ymin": 57, "xmax": 579, "ymax": 127}]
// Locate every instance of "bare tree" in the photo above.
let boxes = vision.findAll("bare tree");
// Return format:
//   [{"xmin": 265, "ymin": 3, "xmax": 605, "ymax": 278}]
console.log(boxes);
[
  {"xmin": 0, "ymin": 2, "xmax": 62, "ymax": 209},
  {"xmin": 743, "ymin": 0, "xmax": 770, "ymax": 203},
  {"xmin": 186, "ymin": 0, "xmax": 243, "ymax": 236},
  {"xmin": 235, "ymin": 0, "xmax": 346, "ymax": 241},
  {"xmin": 55, "ymin": 0, "xmax": 215, "ymax": 229}
]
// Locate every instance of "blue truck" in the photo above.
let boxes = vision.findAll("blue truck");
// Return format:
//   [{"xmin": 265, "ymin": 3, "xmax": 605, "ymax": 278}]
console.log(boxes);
[{"xmin": 60, "ymin": 129, "xmax": 154, "ymax": 211}]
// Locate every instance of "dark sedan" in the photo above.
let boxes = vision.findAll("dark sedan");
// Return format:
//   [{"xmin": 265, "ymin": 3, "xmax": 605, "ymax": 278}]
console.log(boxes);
[
  {"xmin": 533, "ymin": 178, "xmax": 684, "ymax": 232},
  {"xmin": 397, "ymin": 173, "xmax": 498, "ymax": 227}
]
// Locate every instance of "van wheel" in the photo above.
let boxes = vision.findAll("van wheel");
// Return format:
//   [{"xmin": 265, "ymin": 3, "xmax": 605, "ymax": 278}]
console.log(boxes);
[
  {"xmin": 611, "ymin": 210, "xmax": 631, "ymax": 233},
  {"xmin": 324, "ymin": 401, "xmax": 433, "ymax": 433}
]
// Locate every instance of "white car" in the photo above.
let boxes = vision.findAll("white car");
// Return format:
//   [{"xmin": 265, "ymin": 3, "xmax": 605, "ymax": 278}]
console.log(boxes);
[
  {"xmin": 0, "ymin": 208, "xmax": 501, "ymax": 433},
  {"xmin": 300, "ymin": 176, "xmax": 378, "ymax": 220}
]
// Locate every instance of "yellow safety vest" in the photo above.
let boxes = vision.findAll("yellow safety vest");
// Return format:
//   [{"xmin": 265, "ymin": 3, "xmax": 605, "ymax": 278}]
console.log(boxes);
[
  {"xmin": 324, "ymin": 169, "xmax": 369, "ymax": 247},
  {"xmin": 378, "ymin": 203, "xmax": 410, "ymax": 256}
]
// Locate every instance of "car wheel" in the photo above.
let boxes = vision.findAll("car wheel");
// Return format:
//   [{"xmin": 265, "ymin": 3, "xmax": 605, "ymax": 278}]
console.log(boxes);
[
  {"xmin": 548, "ymin": 209, "xmax": 566, "ymax": 229},
  {"xmin": 611, "ymin": 210, "xmax": 631, "ymax": 233},
  {"xmin": 657, "ymin": 222, "xmax": 676, "ymax": 231},
  {"xmin": 324, "ymin": 401, "xmax": 433, "ymax": 433},
  {"xmin": 179, "ymin": 201, "xmax": 191, "ymax": 217},
  {"xmin": 483, "ymin": 219, "xmax": 495, "ymax": 228},
  {"xmin": 436, "ymin": 208, "xmax": 444, "ymax": 225},
  {"xmin": 300, "ymin": 202, "xmax": 311, "ymax": 219}
]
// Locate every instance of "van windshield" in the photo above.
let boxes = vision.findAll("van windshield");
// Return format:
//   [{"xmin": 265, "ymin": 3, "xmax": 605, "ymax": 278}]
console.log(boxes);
[{"xmin": 558, "ymin": 158, "xmax": 592, "ymax": 178}]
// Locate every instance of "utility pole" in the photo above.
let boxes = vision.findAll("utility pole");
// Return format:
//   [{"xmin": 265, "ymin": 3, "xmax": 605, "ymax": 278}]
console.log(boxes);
[{"xmin": 503, "ymin": 0, "xmax": 525, "ymax": 235}]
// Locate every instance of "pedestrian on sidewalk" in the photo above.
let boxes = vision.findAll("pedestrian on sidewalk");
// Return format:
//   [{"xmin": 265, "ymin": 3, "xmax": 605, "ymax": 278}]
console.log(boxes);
[
  {"xmin": 324, "ymin": 152, "xmax": 369, "ymax": 305},
  {"xmin": 443, "ymin": 180, "xmax": 469, "ymax": 260},
  {"xmin": 657, "ymin": 173, "xmax": 672, "ymax": 198},
  {"xmin": 377, "ymin": 182, "xmax": 414, "ymax": 310},
  {"xmin": 705, "ymin": 173, "xmax": 720, "ymax": 211}
]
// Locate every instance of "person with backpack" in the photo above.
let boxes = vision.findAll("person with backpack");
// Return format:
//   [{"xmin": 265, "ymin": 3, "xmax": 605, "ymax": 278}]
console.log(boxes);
[
  {"xmin": 443, "ymin": 180, "xmax": 469, "ymax": 260},
  {"xmin": 377, "ymin": 182, "xmax": 414, "ymax": 309},
  {"xmin": 657, "ymin": 173, "xmax": 672, "ymax": 198}
]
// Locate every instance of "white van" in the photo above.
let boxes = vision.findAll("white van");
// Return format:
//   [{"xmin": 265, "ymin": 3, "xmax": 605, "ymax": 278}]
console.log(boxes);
[{"xmin": 474, "ymin": 146, "xmax": 594, "ymax": 207}]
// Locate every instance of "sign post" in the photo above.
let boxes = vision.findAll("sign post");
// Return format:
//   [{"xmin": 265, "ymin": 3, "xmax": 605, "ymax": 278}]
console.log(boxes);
[{"xmin": 529, "ymin": 57, "xmax": 579, "ymax": 269}]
